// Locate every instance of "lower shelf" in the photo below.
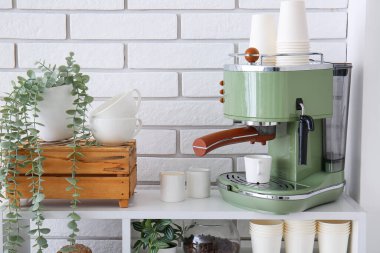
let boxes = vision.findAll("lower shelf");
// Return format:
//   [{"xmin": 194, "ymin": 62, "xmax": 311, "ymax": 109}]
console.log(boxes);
[
  {"xmin": 0, "ymin": 189, "xmax": 366, "ymax": 253},
  {"xmin": 177, "ymin": 246, "xmax": 319, "ymax": 253}
]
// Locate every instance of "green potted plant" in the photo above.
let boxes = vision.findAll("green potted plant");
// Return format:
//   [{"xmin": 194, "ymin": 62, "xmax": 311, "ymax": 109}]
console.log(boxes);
[
  {"xmin": 132, "ymin": 219, "xmax": 183, "ymax": 253},
  {"xmin": 0, "ymin": 52, "xmax": 93, "ymax": 253}
]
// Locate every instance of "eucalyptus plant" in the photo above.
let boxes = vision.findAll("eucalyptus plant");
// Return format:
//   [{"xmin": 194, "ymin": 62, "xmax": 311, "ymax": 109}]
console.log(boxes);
[
  {"xmin": 0, "ymin": 52, "xmax": 94, "ymax": 253},
  {"xmin": 132, "ymin": 219, "xmax": 183, "ymax": 253}
]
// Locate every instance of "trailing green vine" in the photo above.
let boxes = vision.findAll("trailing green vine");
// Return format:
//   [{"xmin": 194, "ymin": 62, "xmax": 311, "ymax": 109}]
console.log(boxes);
[
  {"xmin": 0, "ymin": 52, "xmax": 93, "ymax": 253},
  {"xmin": 1, "ymin": 74, "xmax": 50, "ymax": 253}
]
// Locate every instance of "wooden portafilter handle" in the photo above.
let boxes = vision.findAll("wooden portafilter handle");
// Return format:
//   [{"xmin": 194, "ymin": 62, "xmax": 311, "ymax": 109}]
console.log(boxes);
[{"xmin": 193, "ymin": 127, "xmax": 276, "ymax": 157}]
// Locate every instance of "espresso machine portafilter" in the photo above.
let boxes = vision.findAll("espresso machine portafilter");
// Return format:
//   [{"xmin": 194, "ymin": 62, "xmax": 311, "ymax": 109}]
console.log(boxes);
[{"xmin": 193, "ymin": 52, "xmax": 352, "ymax": 214}]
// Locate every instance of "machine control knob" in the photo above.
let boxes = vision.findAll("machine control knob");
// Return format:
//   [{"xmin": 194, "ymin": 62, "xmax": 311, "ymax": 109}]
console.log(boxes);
[
  {"xmin": 245, "ymin": 47, "xmax": 260, "ymax": 63},
  {"xmin": 219, "ymin": 89, "xmax": 224, "ymax": 95},
  {"xmin": 219, "ymin": 97, "xmax": 225, "ymax": 103},
  {"xmin": 219, "ymin": 80, "xmax": 224, "ymax": 86}
]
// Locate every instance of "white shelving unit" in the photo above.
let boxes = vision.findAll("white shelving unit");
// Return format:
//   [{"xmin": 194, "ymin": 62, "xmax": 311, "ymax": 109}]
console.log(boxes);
[{"xmin": 1, "ymin": 189, "xmax": 366, "ymax": 253}]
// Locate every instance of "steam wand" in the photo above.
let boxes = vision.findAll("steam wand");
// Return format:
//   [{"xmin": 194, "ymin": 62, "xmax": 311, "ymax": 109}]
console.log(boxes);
[{"xmin": 296, "ymin": 98, "xmax": 315, "ymax": 165}]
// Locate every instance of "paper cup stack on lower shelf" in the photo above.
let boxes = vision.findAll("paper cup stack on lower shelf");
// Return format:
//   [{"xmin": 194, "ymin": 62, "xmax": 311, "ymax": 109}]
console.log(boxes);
[
  {"xmin": 284, "ymin": 220, "xmax": 316, "ymax": 253},
  {"xmin": 318, "ymin": 220, "xmax": 351, "ymax": 253},
  {"xmin": 250, "ymin": 220, "xmax": 283, "ymax": 253}
]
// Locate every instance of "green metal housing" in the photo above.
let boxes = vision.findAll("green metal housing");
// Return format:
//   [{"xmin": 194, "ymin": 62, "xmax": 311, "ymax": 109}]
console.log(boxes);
[
  {"xmin": 217, "ymin": 65, "xmax": 345, "ymax": 214},
  {"xmin": 223, "ymin": 69, "xmax": 333, "ymax": 122}
]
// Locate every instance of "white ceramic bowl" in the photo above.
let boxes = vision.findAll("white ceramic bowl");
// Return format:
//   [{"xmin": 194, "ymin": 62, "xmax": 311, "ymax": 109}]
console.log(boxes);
[
  {"xmin": 90, "ymin": 117, "xmax": 142, "ymax": 146},
  {"xmin": 91, "ymin": 89, "xmax": 141, "ymax": 118}
]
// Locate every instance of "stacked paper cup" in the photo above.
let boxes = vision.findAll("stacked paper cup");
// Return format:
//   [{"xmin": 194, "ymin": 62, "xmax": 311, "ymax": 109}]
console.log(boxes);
[
  {"xmin": 250, "ymin": 220, "xmax": 283, "ymax": 253},
  {"xmin": 277, "ymin": 0, "xmax": 310, "ymax": 66},
  {"xmin": 284, "ymin": 220, "xmax": 316, "ymax": 253},
  {"xmin": 249, "ymin": 14, "xmax": 277, "ymax": 65},
  {"xmin": 318, "ymin": 220, "xmax": 351, "ymax": 253}
]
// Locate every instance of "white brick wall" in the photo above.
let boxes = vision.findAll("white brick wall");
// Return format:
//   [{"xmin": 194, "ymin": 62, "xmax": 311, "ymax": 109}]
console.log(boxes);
[
  {"xmin": 128, "ymin": 43, "xmax": 234, "ymax": 69},
  {"xmin": 18, "ymin": 43, "xmax": 124, "ymax": 68},
  {"xmin": 88, "ymin": 72, "xmax": 178, "ymax": 97},
  {"xmin": 18, "ymin": 0, "xmax": 124, "ymax": 10},
  {"xmin": 0, "ymin": 13, "xmax": 66, "ymax": 39},
  {"xmin": 0, "ymin": 1, "xmax": 348, "ymax": 252},
  {"xmin": 136, "ymin": 130, "xmax": 177, "ymax": 154},
  {"xmin": 182, "ymin": 71, "xmax": 223, "ymax": 97},
  {"xmin": 71, "ymin": 14, "xmax": 177, "ymax": 39},
  {"xmin": 0, "ymin": 0, "xmax": 11, "ymax": 8},
  {"xmin": 239, "ymin": 0, "xmax": 348, "ymax": 9},
  {"xmin": 137, "ymin": 101, "xmax": 232, "ymax": 126},
  {"xmin": 137, "ymin": 157, "xmax": 232, "ymax": 182},
  {"xmin": 182, "ymin": 13, "xmax": 347, "ymax": 39},
  {"xmin": 128, "ymin": 0, "xmax": 235, "ymax": 10},
  {"xmin": 0, "ymin": 43, "xmax": 14, "ymax": 68}
]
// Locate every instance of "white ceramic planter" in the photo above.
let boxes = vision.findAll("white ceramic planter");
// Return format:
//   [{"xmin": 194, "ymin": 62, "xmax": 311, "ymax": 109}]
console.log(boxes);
[
  {"xmin": 36, "ymin": 85, "xmax": 75, "ymax": 142},
  {"xmin": 157, "ymin": 247, "xmax": 177, "ymax": 253}
]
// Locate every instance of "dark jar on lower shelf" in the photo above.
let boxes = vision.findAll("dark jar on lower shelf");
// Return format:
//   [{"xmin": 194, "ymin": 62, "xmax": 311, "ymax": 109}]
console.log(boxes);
[{"xmin": 183, "ymin": 220, "xmax": 240, "ymax": 253}]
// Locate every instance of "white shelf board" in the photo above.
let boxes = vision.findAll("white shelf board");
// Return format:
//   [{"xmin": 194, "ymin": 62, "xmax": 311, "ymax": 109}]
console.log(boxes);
[
  {"xmin": 2, "ymin": 190, "xmax": 365, "ymax": 220},
  {"xmin": 178, "ymin": 247, "xmax": 319, "ymax": 253}
]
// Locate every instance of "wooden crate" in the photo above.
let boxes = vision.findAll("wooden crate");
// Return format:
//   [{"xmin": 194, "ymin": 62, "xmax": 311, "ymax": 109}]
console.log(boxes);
[{"xmin": 15, "ymin": 140, "xmax": 137, "ymax": 208}]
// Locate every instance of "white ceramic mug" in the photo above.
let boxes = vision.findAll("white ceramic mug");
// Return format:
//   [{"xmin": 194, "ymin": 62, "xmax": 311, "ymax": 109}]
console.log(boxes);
[
  {"xmin": 160, "ymin": 171, "xmax": 186, "ymax": 203},
  {"xmin": 186, "ymin": 168, "xmax": 211, "ymax": 199},
  {"xmin": 91, "ymin": 89, "xmax": 141, "ymax": 118},
  {"xmin": 90, "ymin": 117, "xmax": 142, "ymax": 146},
  {"xmin": 244, "ymin": 155, "xmax": 272, "ymax": 184}
]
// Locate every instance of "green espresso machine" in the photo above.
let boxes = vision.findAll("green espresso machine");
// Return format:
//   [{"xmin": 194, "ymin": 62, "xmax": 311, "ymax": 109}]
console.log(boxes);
[{"xmin": 193, "ymin": 53, "xmax": 352, "ymax": 214}]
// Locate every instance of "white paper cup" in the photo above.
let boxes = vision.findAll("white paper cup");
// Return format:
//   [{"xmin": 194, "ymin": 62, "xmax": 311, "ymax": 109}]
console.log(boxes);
[
  {"xmin": 186, "ymin": 168, "xmax": 211, "ymax": 198},
  {"xmin": 318, "ymin": 220, "xmax": 351, "ymax": 226},
  {"xmin": 318, "ymin": 232, "xmax": 350, "ymax": 253},
  {"xmin": 249, "ymin": 14, "xmax": 277, "ymax": 64},
  {"xmin": 251, "ymin": 233, "xmax": 282, "ymax": 253},
  {"xmin": 277, "ymin": 0, "xmax": 309, "ymax": 43},
  {"xmin": 318, "ymin": 221, "xmax": 351, "ymax": 233},
  {"xmin": 90, "ymin": 117, "xmax": 142, "ymax": 146},
  {"xmin": 285, "ymin": 220, "xmax": 316, "ymax": 226},
  {"xmin": 250, "ymin": 231, "xmax": 283, "ymax": 238},
  {"xmin": 160, "ymin": 171, "xmax": 185, "ymax": 203},
  {"xmin": 285, "ymin": 227, "xmax": 316, "ymax": 232},
  {"xmin": 250, "ymin": 220, "xmax": 283, "ymax": 226},
  {"xmin": 244, "ymin": 155, "xmax": 272, "ymax": 184},
  {"xmin": 285, "ymin": 233, "xmax": 315, "ymax": 253},
  {"xmin": 318, "ymin": 226, "xmax": 350, "ymax": 232},
  {"xmin": 276, "ymin": 60, "xmax": 309, "ymax": 66}
]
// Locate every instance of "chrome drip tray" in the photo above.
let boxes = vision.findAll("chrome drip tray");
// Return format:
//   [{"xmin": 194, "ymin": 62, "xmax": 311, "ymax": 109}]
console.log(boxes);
[
  {"xmin": 218, "ymin": 172, "xmax": 309, "ymax": 194},
  {"xmin": 217, "ymin": 172, "xmax": 345, "ymax": 212},
  {"xmin": 225, "ymin": 173, "xmax": 299, "ymax": 191}
]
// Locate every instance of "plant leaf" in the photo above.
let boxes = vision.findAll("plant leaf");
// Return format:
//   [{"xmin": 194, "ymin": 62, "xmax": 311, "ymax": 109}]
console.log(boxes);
[
  {"xmin": 132, "ymin": 221, "xmax": 144, "ymax": 232},
  {"xmin": 68, "ymin": 212, "xmax": 81, "ymax": 221},
  {"xmin": 164, "ymin": 226, "xmax": 174, "ymax": 241},
  {"xmin": 39, "ymin": 228, "xmax": 51, "ymax": 234},
  {"xmin": 34, "ymin": 193, "xmax": 45, "ymax": 203},
  {"xmin": 66, "ymin": 177, "xmax": 77, "ymax": 185},
  {"xmin": 66, "ymin": 110, "xmax": 76, "ymax": 115}
]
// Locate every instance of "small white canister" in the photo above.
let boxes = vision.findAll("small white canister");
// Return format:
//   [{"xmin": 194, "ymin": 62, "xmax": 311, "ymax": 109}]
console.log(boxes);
[
  {"xmin": 160, "ymin": 171, "xmax": 186, "ymax": 203},
  {"xmin": 186, "ymin": 168, "xmax": 211, "ymax": 199}
]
